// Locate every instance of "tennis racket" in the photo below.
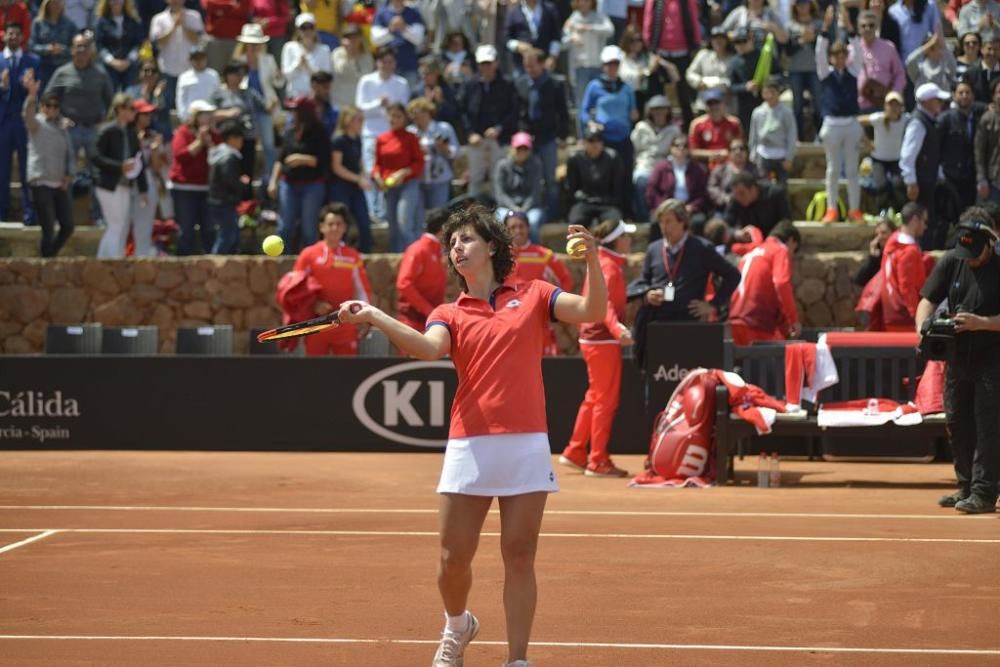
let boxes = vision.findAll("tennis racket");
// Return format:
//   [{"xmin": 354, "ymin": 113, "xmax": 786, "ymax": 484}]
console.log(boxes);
[{"xmin": 256, "ymin": 303, "xmax": 363, "ymax": 342}]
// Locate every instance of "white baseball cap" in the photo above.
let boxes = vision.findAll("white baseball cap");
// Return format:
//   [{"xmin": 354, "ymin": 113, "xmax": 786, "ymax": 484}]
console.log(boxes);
[
  {"xmin": 600, "ymin": 45, "xmax": 624, "ymax": 64},
  {"xmin": 475, "ymin": 44, "xmax": 497, "ymax": 63},
  {"xmin": 915, "ymin": 82, "xmax": 950, "ymax": 102},
  {"xmin": 295, "ymin": 12, "xmax": 316, "ymax": 28},
  {"xmin": 188, "ymin": 100, "xmax": 217, "ymax": 115}
]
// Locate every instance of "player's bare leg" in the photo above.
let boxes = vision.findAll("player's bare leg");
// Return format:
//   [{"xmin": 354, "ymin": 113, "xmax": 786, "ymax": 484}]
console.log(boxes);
[
  {"xmin": 437, "ymin": 493, "xmax": 492, "ymax": 614},
  {"xmin": 497, "ymin": 491, "xmax": 547, "ymax": 663}
]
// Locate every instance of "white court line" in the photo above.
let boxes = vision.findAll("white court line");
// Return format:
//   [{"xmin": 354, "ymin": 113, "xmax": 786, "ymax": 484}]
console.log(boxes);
[
  {"xmin": 0, "ymin": 530, "xmax": 58, "ymax": 555},
  {"xmin": 0, "ymin": 635, "xmax": 998, "ymax": 656},
  {"xmin": 0, "ymin": 528, "xmax": 997, "ymax": 544},
  {"xmin": 0, "ymin": 505, "xmax": 992, "ymax": 520}
]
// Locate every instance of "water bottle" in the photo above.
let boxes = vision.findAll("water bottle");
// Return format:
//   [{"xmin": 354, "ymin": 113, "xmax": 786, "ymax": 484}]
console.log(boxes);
[
  {"xmin": 757, "ymin": 452, "xmax": 769, "ymax": 488},
  {"xmin": 769, "ymin": 452, "xmax": 781, "ymax": 488}
]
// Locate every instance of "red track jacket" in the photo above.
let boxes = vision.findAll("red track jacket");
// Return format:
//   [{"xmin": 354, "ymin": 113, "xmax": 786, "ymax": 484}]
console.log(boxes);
[
  {"xmin": 579, "ymin": 247, "xmax": 628, "ymax": 343},
  {"xmin": 512, "ymin": 242, "xmax": 573, "ymax": 291},
  {"xmin": 877, "ymin": 230, "xmax": 927, "ymax": 330},
  {"xmin": 293, "ymin": 241, "xmax": 373, "ymax": 336},
  {"xmin": 730, "ymin": 236, "xmax": 799, "ymax": 335},
  {"xmin": 395, "ymin": 233, "xmax": 446, "ymax": 329}
]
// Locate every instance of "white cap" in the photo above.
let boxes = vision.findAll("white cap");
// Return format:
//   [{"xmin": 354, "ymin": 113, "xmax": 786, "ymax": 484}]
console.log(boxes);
[
  {"xmin": 188, "ymin": 100, "xmax": 217, "ymax": 115},
  {"xmin": 915, "ymin": 82, "xmax": 950, "ymax": 102},
  {"xmin": 600, "ymin": 220, "xmax": 637, "ymax": 244},
  {"xmin": 600, "ymin": 45, "xmax": 625, "ymax": 64},
  {"xmin": 475, "ymin": 44, "xmax": 497, "ymax": 63},
  {"xmin": 295, "ymin": 12, "xmax": 316, "ymax": 28}
]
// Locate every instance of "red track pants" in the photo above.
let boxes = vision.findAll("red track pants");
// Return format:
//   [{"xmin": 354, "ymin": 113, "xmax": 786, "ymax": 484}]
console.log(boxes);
[
  {"xmin": 304, "ymin": 325, "xmax": 359, "ymax": 356},
  {"xmin": 565, "ymin": 343, "xmax": 622, "ymax": 464}
]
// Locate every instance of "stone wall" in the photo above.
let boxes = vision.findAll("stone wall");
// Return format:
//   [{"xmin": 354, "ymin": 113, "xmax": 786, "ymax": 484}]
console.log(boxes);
[{"xmin": 0, "ymin": 252, "xmax": 867, "ymax": 354}]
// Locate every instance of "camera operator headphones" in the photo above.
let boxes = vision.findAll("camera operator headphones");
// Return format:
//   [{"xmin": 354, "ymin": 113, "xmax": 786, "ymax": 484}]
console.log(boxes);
[{"xmin": 956, "ymin": 219, "xmax": 1000, "ymax": 243}]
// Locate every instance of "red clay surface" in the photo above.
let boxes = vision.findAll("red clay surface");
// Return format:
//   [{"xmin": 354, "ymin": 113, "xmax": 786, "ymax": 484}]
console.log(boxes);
[{"xmin": 1, "ymin": 451, "xmax": 998, "ymax": 666}]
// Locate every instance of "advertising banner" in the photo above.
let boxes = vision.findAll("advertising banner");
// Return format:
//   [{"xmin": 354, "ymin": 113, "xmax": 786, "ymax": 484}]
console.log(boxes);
[
  {"xmin": 642, "ymin": 323, "xmax": 726, "ymax": 437},
  {"xmin": 0, "ymin": 356, "xmax": 648, "ymax": 454}
]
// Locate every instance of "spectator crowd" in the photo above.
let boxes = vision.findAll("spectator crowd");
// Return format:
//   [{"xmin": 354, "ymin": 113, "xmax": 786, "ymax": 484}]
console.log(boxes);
[{"xmin": 2, "ymin": 0, "xmax": 999, "ymax": 335}]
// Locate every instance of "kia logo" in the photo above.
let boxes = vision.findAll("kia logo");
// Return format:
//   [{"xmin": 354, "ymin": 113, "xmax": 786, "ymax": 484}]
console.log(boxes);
[{"xmin": 351, "ymin": 361, "xmax": 456, "ymax": 448}]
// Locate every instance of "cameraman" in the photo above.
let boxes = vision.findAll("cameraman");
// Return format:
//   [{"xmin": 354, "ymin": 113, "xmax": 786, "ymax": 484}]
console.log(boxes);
[{"xmin": 915, "ymin": 208, "xmax": 1000, "ymax": 514}]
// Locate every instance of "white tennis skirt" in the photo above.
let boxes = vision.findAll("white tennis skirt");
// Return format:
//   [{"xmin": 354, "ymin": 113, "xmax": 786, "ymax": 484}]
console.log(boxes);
[{"xmin": 437, "ymin": 432, "xmax": 560, "ymax": 497}]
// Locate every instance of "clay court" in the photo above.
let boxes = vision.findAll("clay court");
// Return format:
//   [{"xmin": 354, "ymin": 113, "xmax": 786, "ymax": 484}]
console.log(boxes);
[{"xmin": 1, "ymin": 451, "xmax": 998, "ymax": 666}]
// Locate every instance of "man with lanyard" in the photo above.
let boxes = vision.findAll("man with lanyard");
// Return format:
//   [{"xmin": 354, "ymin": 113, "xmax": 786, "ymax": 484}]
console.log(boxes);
[
  {"xmin": 916, "ymin": 208, "xmax": 1000, "ymax": 514},
  {"xmin": 628, "ymin": 198, "xmax": 741, "ymax": 367}
]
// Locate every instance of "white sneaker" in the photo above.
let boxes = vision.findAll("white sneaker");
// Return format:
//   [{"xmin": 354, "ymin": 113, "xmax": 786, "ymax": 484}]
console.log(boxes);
[
  {"xmin": 502, "ymin": 661, "xmax": 532, "ymax": 667},
  {"xmin": 431, "ymin": 611, "xmax": 480, "ymax": 667}
]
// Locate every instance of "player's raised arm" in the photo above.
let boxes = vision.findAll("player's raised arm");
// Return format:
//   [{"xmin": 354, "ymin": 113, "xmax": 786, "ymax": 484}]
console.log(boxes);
[
  {"xmin": 338, "ymin": 301, "xmax": 451, "ymax": 360},
  {"xmin": 553, "ymin": 225, "xmax": 608, "ymax": 324}
]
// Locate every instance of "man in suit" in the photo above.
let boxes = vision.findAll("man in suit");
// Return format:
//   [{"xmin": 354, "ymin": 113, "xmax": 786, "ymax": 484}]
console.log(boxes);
[{"xmin": 0, "ymin": 21, "xmax": 40, "ymax": 224}]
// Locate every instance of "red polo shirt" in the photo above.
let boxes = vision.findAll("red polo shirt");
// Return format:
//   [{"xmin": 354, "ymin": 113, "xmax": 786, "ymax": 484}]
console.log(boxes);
[
  {"xmin": 396, "ymin": 233, "xmax": 447, "ymax": 328},
  {"xmin": 374, "ymin": 128, "xmax": 424, "ymax": 182},
  {"xmin": 512, "ymin": 242, "xmax": 573, "ymax": 291},
  {"xmin": 426, "ymin": 279, "xmax": 562, "ymax": 438},
  {"xmin": 202, "ymin": 0, "xmax": 251, "ymax": 39}
]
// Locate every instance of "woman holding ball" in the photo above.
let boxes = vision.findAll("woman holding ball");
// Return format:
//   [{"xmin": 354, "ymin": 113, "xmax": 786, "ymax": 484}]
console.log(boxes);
[{"xmin": 337, "ymin": 206, "xmax": 607, "ymax": 667}]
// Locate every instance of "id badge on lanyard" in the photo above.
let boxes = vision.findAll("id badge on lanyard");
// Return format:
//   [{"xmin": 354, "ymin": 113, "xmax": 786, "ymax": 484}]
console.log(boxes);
[{"xmin": 660, "ymin": 241, "xmax": 686, "ymax": 304}]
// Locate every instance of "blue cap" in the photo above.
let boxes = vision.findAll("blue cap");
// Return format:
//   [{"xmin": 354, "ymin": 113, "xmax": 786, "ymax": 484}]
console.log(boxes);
[{"xmin": 702, "ymin": 88, "xmax": 723, "ymax": 103}]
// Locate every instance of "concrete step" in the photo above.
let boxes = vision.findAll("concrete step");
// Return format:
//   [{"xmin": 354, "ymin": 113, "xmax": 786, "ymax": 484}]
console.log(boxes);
[{"xmin": 0, "ymin": 219, "xmax": 877, "ymax": 259}]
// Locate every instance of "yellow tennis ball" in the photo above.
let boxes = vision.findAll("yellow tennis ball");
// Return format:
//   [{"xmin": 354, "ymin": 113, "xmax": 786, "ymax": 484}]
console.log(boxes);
[
  {"xmin": 262, "ymin": 234, "xmax": 284, "ymax": 257},
  {"xmin": 384, "ymin": 174, "xmax": 398, "ymax": 188},
  {"xmin": 566, "ymin": 237, "xmax": 588, "ymax": 258}
]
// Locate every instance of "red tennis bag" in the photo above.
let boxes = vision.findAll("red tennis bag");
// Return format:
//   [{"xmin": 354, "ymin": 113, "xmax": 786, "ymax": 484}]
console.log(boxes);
[{"xmin": 644, "ymin": 368, "xmax": 719, "ymax": 485}]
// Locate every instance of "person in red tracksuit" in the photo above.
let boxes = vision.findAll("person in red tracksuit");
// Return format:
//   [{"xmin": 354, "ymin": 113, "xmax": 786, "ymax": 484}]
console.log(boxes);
[
  {"xmin": 875, "ymin": 202, "xmax": 929, "ymax": 332},
  {"xmin": 729, "ymin": 220, "xmax": 802, "ymax": 346},
  {"xmin": 293, "ymin": 202, "xmax": 373, "ymax": 356},
  {"xmin": 395, "ymin": 207, "xmax": 448, "ymax": 332},
  {"xmin": 560, "ymin": 218, "xmax": 635, "ymax": 478},
  {"xmin": 505, "ymin": 210, "xmax": 573, "ymax": 355}
]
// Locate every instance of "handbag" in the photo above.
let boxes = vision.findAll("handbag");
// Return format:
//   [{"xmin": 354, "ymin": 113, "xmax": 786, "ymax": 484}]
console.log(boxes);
[{"xmin": 861, "ymin": 60, "xmax": 889, "ymax": 107}]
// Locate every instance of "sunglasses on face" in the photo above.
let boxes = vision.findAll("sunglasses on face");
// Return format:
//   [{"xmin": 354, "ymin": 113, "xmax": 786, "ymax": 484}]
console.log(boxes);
[
  {"xmin": 859, "ymin": 23, "xmax": 876, "ymax": 28},
  {"xmin": 965, "ymin": 40, "xmax": 981, "ymax": 47},
  {"xmin": 300, "ymin": 24, "xmax": 315, "ymax": 30}
]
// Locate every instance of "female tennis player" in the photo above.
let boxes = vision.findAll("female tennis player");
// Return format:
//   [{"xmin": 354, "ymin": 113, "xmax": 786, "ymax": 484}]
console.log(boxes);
[{"xmin": 337, "ymin": 205, "xmax": 607, "ymax": 667}]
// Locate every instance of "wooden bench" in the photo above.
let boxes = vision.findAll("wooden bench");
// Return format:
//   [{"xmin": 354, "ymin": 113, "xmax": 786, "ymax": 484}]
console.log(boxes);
[{"xmin": 713, "ymin": 341, "xmax": 947, "ymax": 484}]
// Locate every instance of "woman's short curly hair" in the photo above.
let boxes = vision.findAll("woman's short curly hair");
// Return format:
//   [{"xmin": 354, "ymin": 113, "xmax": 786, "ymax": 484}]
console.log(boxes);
[{"xmin": 442, "ymin": 205, "xmax": 515, "ymax": 291}]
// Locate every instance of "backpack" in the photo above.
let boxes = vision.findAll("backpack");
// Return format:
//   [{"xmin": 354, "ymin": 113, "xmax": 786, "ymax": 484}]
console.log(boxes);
[
  {"xmin": 805, "ymin": 190, "xmax": 848, "ymax": 221},
  {"xmin": 644, "ymin": 369, "xmax": 718, "ymax": 484}
]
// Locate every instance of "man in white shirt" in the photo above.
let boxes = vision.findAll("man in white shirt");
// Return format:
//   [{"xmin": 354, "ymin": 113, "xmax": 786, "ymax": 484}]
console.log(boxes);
[
  {"xmin": 149, "ymin": 0, "xmax": 204, "ymax": 113},
  {"xmin": 175, "ymin": 44, "xmax": 220, "ymax": 122},
  {"xmin": 355, "ymin": 45, "xmax": 409, "ymax": 220}
]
